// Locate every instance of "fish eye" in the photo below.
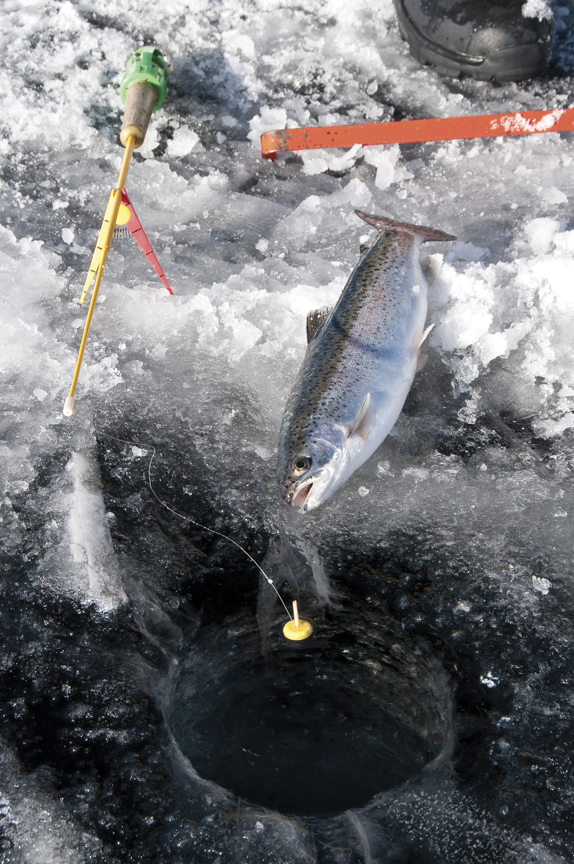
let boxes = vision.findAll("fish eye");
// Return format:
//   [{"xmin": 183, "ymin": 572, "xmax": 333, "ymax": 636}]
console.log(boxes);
[{"xmin": 292, "ymin": 456, "xmax": 311, "ymax": 474}]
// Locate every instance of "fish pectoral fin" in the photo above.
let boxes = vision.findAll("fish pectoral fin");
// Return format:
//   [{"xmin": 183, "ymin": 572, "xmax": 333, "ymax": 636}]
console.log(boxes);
[
  {"xmin": 420, "ymin": 255, "xmax": 441, "ymax": 286},
  {"xmin": 306, "ymin": 307, "xmax": 332, "ymax": 342},
  {"xmin": 348, "ymin": 393, "xmax": 374, "ymax": 442}
]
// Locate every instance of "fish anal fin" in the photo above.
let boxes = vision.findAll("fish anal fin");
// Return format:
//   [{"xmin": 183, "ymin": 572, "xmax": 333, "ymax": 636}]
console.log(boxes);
[
  {"xmin": 414, "ymin": 323, "xmax": 434, "ymax": 352},
  {"xmin": 348, "ymin": 393, "xmax": 374, "ymax": 441},
  {"xmin": 413, "ymin": 324, "xmax": 434, "ymax": 373},
  {"xmin": 306, "ymin": 306, "xmax": 332, "ymax": 342}
]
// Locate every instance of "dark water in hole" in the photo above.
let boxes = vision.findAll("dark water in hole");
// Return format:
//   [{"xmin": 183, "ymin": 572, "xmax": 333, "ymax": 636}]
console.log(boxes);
[{"xmin": 169, "ymin": 598, "xmax": 452, "ymax": 816}]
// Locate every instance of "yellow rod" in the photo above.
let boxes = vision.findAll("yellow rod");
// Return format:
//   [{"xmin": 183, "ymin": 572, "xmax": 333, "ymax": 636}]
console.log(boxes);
[
  {"xmin": 115, "ymin": 134, "xmax": 135, "ymax": 190},
  {"xmin": 63, "ymin": 136, "xmax": 135, "ymax": 416},
  {"xmin": 64, "ymin": 260, "xmax": 106, "ymax": 415}
]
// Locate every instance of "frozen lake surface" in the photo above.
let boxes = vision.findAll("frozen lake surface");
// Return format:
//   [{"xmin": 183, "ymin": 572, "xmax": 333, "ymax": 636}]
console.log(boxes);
[{"xmin": 1, "ymin": 0, "xmax": 574, "ymax": 861}]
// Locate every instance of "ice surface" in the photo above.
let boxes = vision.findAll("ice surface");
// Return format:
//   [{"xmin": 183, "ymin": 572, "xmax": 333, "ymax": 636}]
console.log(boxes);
[
  {"xmin": 0, "ymin": 742, "xmax": 102, "ymax": 864},
  {"xmin": 1, "ymin": 0, "xmax": 574, "ymax": 860}
]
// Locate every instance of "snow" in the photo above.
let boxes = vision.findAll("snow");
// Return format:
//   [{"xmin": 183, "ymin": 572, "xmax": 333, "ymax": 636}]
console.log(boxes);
[
  {"xmin": 522, "ymin": 0, "xmax": 554, "ymax": 21},
  {"xmin": 1, "ymin": 0, "xmax": 574, "ymax": 860}
]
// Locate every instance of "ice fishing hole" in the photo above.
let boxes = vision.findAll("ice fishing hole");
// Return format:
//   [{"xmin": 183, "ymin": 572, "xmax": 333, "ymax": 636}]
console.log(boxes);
[{"xmin": 168, "ymin": 600, "xmax": 452, "ymax": 817}]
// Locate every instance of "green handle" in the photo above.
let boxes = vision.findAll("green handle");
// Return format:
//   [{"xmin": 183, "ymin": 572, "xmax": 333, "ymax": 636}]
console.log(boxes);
[{"xmin": 120, "ymin": 46, "xmax": 170, "ymax": 112}]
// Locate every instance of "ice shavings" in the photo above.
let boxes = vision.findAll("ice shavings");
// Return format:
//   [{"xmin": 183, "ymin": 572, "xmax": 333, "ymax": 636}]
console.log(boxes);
[
  {"xmin": 81, "ymin": 350, "xmax": 123, "ymax": 395},
  {"xmin": 300, "ymin": 141, "xmax": 415, "ymax": 186},
  {"xmin": 0, "ymin": 1, "xmax": 123, "ymax": 153},
  {"xmin": 248, "ymin": 106, "xmax": 288, "ymax": 145},
  {"xmin": 105, "ymin": 263, "xmax": 342, "ymax": 372},
  {"xmin": 431, "ymin": 218, "xmax": 574, "ymax": 435},
  {"xmin": 532, "ymin": 576, "xmax": 552, "ymax": 594},
  {"xmin": 480, "ymin": 674, "xmax": 500, "ymax": 688},
  {"xmin": 362, "ymin": 144, "xmax": 414, "ymax": 189},
  {"xmin": 222, "ymin": 29, "xmax": 256, "ymax": 60},
  {"xmin": 267, "ymin": 178, "xmax": 372, "ymax": 253},
  {"xmin": 0, "ymin": 225, "xmax": 79, "ymax": 466},
  {"xmin": 301, "ymin": 143, "xmax": 363, "ymax": 176},
  {"xmin": 522, "ymin": 0, "xmax": 553, "ymax": 20}
]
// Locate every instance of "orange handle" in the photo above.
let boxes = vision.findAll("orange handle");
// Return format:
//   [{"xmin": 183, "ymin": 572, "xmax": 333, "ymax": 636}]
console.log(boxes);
[{"xmin": 261, "ymin": 107, "xmax": 574, "ymax": 159}]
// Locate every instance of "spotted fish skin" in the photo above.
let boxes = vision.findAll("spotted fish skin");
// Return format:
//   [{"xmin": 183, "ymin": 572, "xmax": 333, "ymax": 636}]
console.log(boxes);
[{"xmin": 278, "ymin": 210, "xmax": 456, "ymax": 511}]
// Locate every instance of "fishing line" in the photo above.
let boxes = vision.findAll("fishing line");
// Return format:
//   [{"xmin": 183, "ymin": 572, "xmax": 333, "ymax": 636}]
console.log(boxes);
[{"xmin": 94, "ymin": 430, "xmax": 293, "ymax": 619}]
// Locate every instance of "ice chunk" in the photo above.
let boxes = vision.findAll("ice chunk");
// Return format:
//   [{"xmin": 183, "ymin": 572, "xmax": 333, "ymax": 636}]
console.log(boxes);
[
  {"xmin": 248, "ymin": 106, "xmax": 288, "ymax": 145},
  {"xmin": 138, "ymin": 122, "xmax": 160, "ymax": 159},
  {"xmin": 532, "ymin": 576, "xmax": 551, "ymax": 594},
  {"xmin": 431, "ymin": 216, "xmax": 574, "ymax": 433},
  {"xmin": 524, "ymin": 217, "xmax": 560, "ymax": 255},
  {"xmin": 480, "ymin": 674, "xmax": 500, "ymax": 688},
  {"xmin": 362, "ymin": 144, "xmax": 410, "ymax": 190},
  {"xmin": 301, "ymin": 143, "xmax": 362, "ymax": 176},
  {"xmin": 222, "ymin": 29, "xmax": 256, "ymax": 60},
  {"xmin": 522, "ymin": 0, "xmax": 553, "ymax": 20},
  {"xmin": 167, "ymin": 125, "xmax": 200, "ymax": 157},
  {"xmin": 540, "ymin": 186, "xmax": 567, "ymax": 206}
]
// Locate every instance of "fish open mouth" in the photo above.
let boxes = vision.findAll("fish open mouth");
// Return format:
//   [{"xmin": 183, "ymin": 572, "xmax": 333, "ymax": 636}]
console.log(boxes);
[{"xmin": 292, "ymin": 481, "xmax": 313, "ymax": 509}]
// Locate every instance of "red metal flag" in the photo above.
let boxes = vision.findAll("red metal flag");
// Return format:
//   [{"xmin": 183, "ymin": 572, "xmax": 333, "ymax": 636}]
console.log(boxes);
[
  {"xmin": 118, "ymin": 189, "xmax": 173, "ymax": 295},
  {"xmin": 261, "ymin": 107, "xmax": 574, "ymax": 160}
]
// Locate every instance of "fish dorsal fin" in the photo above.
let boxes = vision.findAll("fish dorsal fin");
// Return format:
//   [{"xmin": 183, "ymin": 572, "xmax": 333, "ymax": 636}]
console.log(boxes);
[
  {"xmin": 306, "ymin": 306, "xmax": 332, "ymax": 342},
  {"xmin": 348, "ymin": 393, "xmax": 373, "ymax": 441}
]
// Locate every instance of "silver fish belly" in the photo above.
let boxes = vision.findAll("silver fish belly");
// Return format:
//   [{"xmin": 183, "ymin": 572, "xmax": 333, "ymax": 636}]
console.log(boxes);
[{"xmin": 277, "ymin": 210, "xmax": 456, "ymax": 511}]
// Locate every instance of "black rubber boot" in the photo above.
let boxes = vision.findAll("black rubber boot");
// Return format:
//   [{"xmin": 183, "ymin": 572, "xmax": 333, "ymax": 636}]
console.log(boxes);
[{"xmin": 393, "ymin": 0, "xmax": 554, "ymax": 82}]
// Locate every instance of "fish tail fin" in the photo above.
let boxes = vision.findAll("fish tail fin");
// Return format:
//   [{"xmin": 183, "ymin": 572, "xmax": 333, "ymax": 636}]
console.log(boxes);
[{"xmin": 355, "ymin": 210, "xmax": 456, "ymax": 242}]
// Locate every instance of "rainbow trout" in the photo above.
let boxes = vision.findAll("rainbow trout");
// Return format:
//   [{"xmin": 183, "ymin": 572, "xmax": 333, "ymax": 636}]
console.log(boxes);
[{"xmin": 278, "ymin": 210, "xmax": 456, "ymax": 511}]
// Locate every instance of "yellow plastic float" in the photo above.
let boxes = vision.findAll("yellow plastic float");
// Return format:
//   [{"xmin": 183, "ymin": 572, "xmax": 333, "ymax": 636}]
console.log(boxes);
[{"xmin": 283, "ymin": 601, "xmax": 313, "ymax": 641}]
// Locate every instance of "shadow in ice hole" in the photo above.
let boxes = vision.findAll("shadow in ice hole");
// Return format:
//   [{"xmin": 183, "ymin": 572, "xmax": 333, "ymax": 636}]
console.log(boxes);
[{"xmin": 168, "ymin": 594, "xmax": 453, "ymax": 817}]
